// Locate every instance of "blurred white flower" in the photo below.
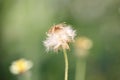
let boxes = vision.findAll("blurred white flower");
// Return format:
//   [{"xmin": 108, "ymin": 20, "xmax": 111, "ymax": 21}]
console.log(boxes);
[
  {"xmin": 74, "ymin": 37, "xmax": 93, "ymax": 57},
  {"xmin": 44, "ymin": 23, "xmax": 76, "ymax": 52},
  {"xmin": 10, "ymin": 58, "xmax": 33, "ymax": 75},
  {"xmin": 75, "ymin": 37, "xmax": 93, "ymax": 50}
]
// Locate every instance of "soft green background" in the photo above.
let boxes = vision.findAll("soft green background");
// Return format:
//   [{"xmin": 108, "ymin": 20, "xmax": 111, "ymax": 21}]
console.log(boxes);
[{"xmin": 0, "ymin": 0, "xmax": 120, "ymax": 80}]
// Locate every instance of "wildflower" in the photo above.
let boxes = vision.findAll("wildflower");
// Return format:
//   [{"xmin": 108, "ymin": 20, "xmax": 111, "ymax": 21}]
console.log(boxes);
[
  {"xmin": 10, "ymin": 58, "xmax": 33, "ymax": 75},
  {"xmin": 74, "ymin": 37, "xmax": 93, "ymax": 57},
  {"xmin": 43, "ymin": 23, "xmax": 76, "ymax": 80},
  {"xmin": 44, "ymin": 23, "xmax": 76, "ymax": 52}
]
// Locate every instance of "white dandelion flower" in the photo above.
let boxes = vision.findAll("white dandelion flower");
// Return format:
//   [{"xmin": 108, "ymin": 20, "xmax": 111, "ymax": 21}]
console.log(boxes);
[
  {"xmin": 10, "ymin": 58, "xmax": 33, "ymax": 75},
  {"xmin": 44, "ymin": 23, "xmax": 76, "ymax": 52}
]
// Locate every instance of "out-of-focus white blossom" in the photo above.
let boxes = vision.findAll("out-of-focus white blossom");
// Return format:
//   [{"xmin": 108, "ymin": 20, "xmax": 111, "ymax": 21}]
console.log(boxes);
[
  {"xmin": 75, "ymin": 37, "xmax": 93, "ymax": 50},
  {"xmin": 10, "ymin": 58, "xmax": 33, "ymax": 75},
  {"xmin": 74, "ymin": 37, "xmax": 93, "ymax": 57},
  {"xmin": 44, "ymin": 23, "xmax": 76, "ymax": 52}
]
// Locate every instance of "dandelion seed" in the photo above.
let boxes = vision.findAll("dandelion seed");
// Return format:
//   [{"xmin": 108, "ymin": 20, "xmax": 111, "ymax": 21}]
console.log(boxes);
[
  {"xmin": 10, "ymin": 58, "xmax": 33, "ymax": 75},
  {"xmin": 44, "ymin": 23, "xmax": 76, "ymax": 52}
]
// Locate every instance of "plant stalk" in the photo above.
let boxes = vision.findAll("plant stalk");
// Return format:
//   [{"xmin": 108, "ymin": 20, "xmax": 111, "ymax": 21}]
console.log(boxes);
[
  {"xmin": 63, "ymin": 49, "xmax": 68, "ymax": 80},
  {"xmin": 75, "ymin": 58, "xmax": 86, "ymax": 80}
]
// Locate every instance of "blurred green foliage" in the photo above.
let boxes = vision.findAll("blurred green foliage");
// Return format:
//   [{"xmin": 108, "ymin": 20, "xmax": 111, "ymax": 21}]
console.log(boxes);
[{"xmin": 0, "ymin": 0, "xmax": 120, "ymax": 80}]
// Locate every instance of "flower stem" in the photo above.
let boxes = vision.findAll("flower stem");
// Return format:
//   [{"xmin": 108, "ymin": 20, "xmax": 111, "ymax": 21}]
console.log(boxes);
[
  {"xmin": 17, "ymin": 71, "xmax": 31, "ymax": 80},
  {"xmin": 25, "ymin": 71, "xmax": 31, "ymax": 80},
  {"xmin": 75, "ymin": 58, "xmax": 86, "ymax": 80},
  {"xmin": 63, "ymin": 49, "xmax": 68, "ymax": 80}
]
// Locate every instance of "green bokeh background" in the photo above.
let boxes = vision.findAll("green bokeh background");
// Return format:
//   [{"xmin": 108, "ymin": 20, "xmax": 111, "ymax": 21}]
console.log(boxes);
[{"xmin": 0, "ymin": 0, "xmax": 120, "ymax": 80}]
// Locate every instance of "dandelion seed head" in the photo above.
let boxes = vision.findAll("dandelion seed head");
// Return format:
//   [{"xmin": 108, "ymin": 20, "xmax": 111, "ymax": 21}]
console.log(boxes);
[{"xmin": 44, "ymin": 23, "xmax": 76, "ymax": 52}]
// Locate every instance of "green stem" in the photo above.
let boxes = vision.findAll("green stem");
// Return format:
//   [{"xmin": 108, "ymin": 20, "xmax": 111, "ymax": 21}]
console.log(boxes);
[
  {"xmin": 17, "ymin": 71, "xmax": 31, "ymax": 80},
  {"xmin": 75, "ymin": 58, "xmax": 86, "ymax": 80},
  {"xmin": 25, "ymin": 71, "xmax": 31, "ymax": 80},
  {"xmin": 63, "ymin": 49, "xmax": 68, "ymax": 80},
  {"xmin": 17, "ymin": 75, "xmax": 24, "ymax": 80}
]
